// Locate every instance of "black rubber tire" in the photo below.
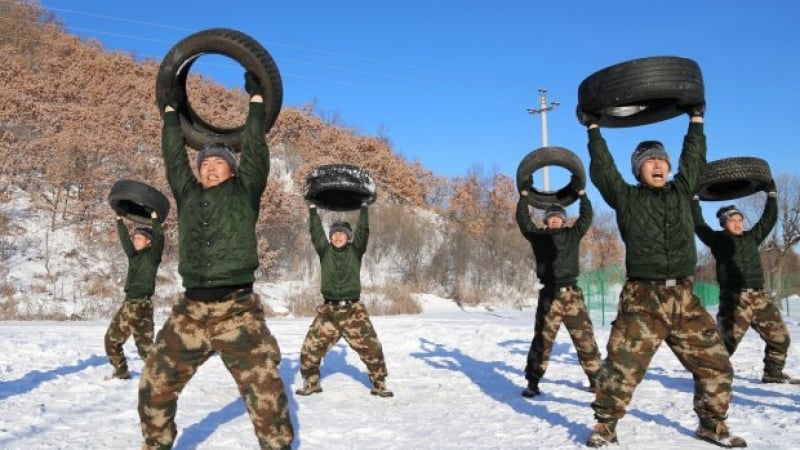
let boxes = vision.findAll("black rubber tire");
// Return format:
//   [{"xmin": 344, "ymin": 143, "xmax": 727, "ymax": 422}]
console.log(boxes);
[
  {"xmin": 578, "ymin": 56, "xmax": 704, "ymax": 128},
  {"xmin": 697, "ymin": 157, "xmax": 772, "ymax": 201},
  {"xmin": 515, "ymin": 146, "xmax": 585, "ymax": 209},
  {"xmin": 108, "ymin": 180, "xmax": 170, "ymax": 225},
  {"xmin": 304, "ymin": 164, "xmax": 377, "ymax": 211},
  {"xmin": 156, "ymin": 28, "xmax": 283, "ymax": 150}
]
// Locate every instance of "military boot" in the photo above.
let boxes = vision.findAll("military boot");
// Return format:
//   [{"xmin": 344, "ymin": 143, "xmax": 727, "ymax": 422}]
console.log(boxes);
[
  {"xmin": 521, "ymin": 378, "xmax": 540, "ymax": 398},
  {"xmin": 106, "ymin": 364, "xmax": 130, "ymax": 380},
  {"xmin": 370, "ymin": 380, "xmax": 394, "ymax": 398},
  {"xmin": 295, "ymin": 380, "xmax": 323, "ymax": 396},
  {"xmin": 695, "ymin": 418, "xmax": 747, "ymax": 448},
  {"xmin": 586, "ymin": 419, "xmax": 618, "ymax": 447},
  {"xmin": 762, "ymin": 371, "xmax": 800, "ymax": 384}
]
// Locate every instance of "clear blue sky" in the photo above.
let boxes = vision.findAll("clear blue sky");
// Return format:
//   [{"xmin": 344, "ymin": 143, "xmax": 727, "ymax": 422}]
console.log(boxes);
[{"xmin": 38, "ymin": 0, "xmax": 799, "ymax": 210}]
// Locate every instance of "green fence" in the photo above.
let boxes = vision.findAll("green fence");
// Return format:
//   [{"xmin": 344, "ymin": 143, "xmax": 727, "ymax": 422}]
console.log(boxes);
[
  {"xmin": 578, "ymin": 266, "xmax": 796, "ymax": 325},
  {"xmin": 579, "ymin": 266, "xmax": 624, "ymax": 326}
]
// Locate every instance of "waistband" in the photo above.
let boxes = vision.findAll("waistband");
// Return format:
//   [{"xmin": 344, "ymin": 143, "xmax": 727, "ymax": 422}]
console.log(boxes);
[
  {"xmin": 186, "ymin": 285, "xmax": 253, "ymax": 303},
  {"xmin": 544, "ymin": 285, "xmax": 580, "ymax": 293},
  {"xmin": 324, "ymin": 298, "xmax": 359, "ymax": 307},
  {"xmin": 723, "ymin": 287, "xmax": 764, "ymax": 294},
  {"xmin": 124, "ymin": 295, "xmax": 152, "ymax": 303},
  {"xmin": 627, "ymin": 277, "xmax": 691, "ymax": 287}
]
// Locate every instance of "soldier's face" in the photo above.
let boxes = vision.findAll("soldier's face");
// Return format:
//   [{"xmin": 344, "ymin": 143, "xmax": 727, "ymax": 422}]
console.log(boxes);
[
  {"xmin": 199, "ymin": 156, "xmax": 233, "ymax": 188},
  {"xmin": 639, "ymin": 158, "xmax": 670, "ymax": 188},
  {"xmin": 724, "ymin": 214, "xmax": 744, "ymax": 235},
  {"xmin": 546, "ymin": 216, "xmax": 565, "ymax": 229},
  {"xmin": 331, "ymin": 232, "xmax": 349, "ymax": 248},
  {"xmin": 133, "ymin": 235, "xmax": 151, "ymax": 251}
]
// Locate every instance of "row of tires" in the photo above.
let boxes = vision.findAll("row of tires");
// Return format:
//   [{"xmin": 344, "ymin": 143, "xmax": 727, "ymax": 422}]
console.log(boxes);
[
  {"xmin": 110, "ymin": 31, "xmax": 771, "ymax": 222},
  {"xmin": 519, "ymin": 56, "xmax": 771, "ymax": 209},
  {"xmin": 110, "ymin": 164, "xmax": 375, "ymax": 224},
  {"xmin": 112, "ymin": 29, "xmax": 376, "ymax": 224},
  {"xmin": 517, "ymin": 148, "xmax": 772, "ymax": 209}
]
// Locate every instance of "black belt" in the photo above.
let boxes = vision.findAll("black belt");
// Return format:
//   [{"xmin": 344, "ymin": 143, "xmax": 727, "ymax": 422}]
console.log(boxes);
[
  {"xmin": 545, "ymin": 285, "xmax": 579, "ymax": 293},
  {"xmin": 724, "ymin": 288, "xmax": 763, "ymax": 294},
  {"xmin": 187, "ymin": 286, "xmax": 253, "ymax": 303},
  {"xmin": 627, "ymin": 277, "xmax": 690, "ymax": 287},
  {"xmin": 324, "ymin": 298, "xmax": 359, "ymax": 307}
]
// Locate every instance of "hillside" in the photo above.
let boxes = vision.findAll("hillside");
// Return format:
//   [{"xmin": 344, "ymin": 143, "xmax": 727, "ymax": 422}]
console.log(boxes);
[{"xmin": 1, "ymin": 1, "xmax": 576, "ymax": 319}]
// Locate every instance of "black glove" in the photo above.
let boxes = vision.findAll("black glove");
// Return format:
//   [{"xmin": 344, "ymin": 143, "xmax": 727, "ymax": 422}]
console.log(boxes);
[
  {"xmin": 160, "ymin": 87, "xmax": 186, "ymax": 111},
  {"xmin": 568, "ymin": 175, "xmax": 583, "ymax": 193},
  {"xmin": 766, "ymin": 178, "xmax": 777, "ymax": 193},
  {"xmin": 680, "ymin": 101, "xmax": 705, "ymax": 117},
  {"xmin": 576, "ymin": 105, "xmax": 600, "ymax": 126},
  {"xmin": 244, "ymin": 71, "xmax": 263, "ymax": 97}
]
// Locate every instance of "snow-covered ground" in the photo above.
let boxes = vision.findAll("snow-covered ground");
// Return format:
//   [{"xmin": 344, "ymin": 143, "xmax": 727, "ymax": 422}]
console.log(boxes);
[{"xmin": 1, "ymin": 295, "xmax": 798, "ymax": 450}]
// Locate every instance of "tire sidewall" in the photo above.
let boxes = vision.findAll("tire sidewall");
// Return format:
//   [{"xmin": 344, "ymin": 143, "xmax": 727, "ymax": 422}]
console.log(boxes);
[{"xmin": 156, "ymin": 28, "xmax": 283, "ymax": 150}]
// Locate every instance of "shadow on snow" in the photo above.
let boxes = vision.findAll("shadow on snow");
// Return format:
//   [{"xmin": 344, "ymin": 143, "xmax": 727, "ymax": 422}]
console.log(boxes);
[{"xmin": 0, "ymin": 354, "xmax": 106, "ymax": 401}]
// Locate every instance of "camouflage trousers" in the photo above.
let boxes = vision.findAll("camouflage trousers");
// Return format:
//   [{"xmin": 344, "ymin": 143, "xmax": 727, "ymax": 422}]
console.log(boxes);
[
  {"xmin": 717, "ymin": 289, "xmax": 791, "ymax": 374},
  {"xmin": 524, "ymin": 287, "xmax": 601, "ymax": 382},
  {"xmin": 138, "ymin": 293, "xmax": 293, "ymax": 450},
  {"xmin": 105, "ymin": 298, "xmax": 154, "ymax": 376},
  {"xmin": 592, "ymin": 281, "xmax": 733, "ymax": 422},
  {"xmin": 299, "ymin": 301, "xmax": 388, "ymax": 388}
]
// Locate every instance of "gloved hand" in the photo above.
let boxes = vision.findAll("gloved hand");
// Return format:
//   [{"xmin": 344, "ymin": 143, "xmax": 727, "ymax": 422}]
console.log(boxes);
[
  {"xmin": 576, "ymin": 105, "xmax": 601, "ymax": 126},
  {"xmin": 568, "ymin": 175, "xmax": 583, "ymax": 193},
  {"xmin": 160, "ymin": 87, "xmax": 186, "ymax": 111},
  {"xmin": 244, "ymin": 71, "xmax": 263, "ymax": 97},
  {"xmin": 766, "ymin": 178, "xmax": 777, "ymax": 193},
  {"xmin": 679, "ymin": 101, "xmax": 706, "ymax": 117},
  {"xmin": 692, "ymin": 194, "xmax": 700, "ymax": 201}
]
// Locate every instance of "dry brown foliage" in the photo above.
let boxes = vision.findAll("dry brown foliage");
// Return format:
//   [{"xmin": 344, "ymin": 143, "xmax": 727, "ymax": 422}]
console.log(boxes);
[{"xmin": 0, "ymin": 1, "xmax": 642, "ymax": 316}]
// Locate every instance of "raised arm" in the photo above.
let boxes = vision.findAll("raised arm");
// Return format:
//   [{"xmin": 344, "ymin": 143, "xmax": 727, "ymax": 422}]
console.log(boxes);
[
  {"xmin": 673, "ymin": 104, "xmax": 707, "ymax": 195},
  {"xmin": 149, "ymin": 211, "xmax": 165, "ymax": 258},
  {"xmin": 691, "ymin": 195, "xmax": 715, "ymax": 246},
  {"xmin": 749, "ymin": 180, "xmax": 778, "ymax": 243},
  {"xmin": 116, "ymin": 217, "xmax": 135, "ymax": 257},
  {"xmin": 351, "ymin": 204, "xmax": 370, "ymax": 254},
  {"xmin": 308, "ymin": 204, "xmax": 329, "ymax": 254},
  {"xmin": 238, "ymin": 72, "xmax": 269, "ymax": 207},
  {"xmin": 573, "ymin": 190, "xmax": 593, "ymax": 237},
  {"xmin": 515, "ymin": 191, "xmax": 541, "ymax": 238}
]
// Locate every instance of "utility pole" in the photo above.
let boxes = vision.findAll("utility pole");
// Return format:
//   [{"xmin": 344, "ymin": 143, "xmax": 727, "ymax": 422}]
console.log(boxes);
[{"xmin": 526, "ymin": 88, "xmax": 559, "ymax": 191}]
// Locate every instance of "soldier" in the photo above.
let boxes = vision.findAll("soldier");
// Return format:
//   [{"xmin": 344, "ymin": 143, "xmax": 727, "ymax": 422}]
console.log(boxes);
[
  {"xmin": 105, "ymin": 210, "xmax": 163, "ymax": 380},
  {"xmin": 577, "ymin": 102, "xmax": 746, "ymax": 448},
  {"xmin": 295, "ymin": 201, "xmax": 393, "ymax": 398},
  {"xmin": 137, "ymin": 73, "xmax": 294, "ymax": 450},
  {"xmin": 692, "ymin": 186, "xmax": 799, "ymax": 385},
  {"xmin": 515, "ymin": 187, "xmax": 601, "ymax": 397}
]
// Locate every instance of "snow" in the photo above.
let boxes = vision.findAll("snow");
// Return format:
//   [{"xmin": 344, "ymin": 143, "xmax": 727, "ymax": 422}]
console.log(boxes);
[{"xmin": 1, "ymin": 295, "xmax": 799, "ymax": 450}]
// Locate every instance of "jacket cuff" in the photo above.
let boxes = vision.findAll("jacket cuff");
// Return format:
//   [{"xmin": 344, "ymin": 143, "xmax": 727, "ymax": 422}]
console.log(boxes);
[
  {"xmin": 688, "ymin": 122, "xmax": 704, "ymax": 135},
  {"xmin": 164, "ymin": 110, "xmax": 179, "ymax": 126}
]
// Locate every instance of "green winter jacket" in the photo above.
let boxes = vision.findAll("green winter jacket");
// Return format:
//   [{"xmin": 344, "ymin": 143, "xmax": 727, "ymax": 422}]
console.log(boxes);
[
  {"xmin": 310, "ymin": 205, "xmax": 368, "ymax": 300},
  {"xmin": 588, "ymin": 123, "xmax": 706, "ymax": 279},
  {"xmin": 162, "ymin": 102, "xmax": 268, "ymax": 289},
  {"xmin": 117, "ymin": 217, "xmax": 164, "ymax": 299},
  {"xmin": 692, "ymin": 195, "xmax": 777, "ymax": 290},
  {"xmin": 516, "ymin": 193, "xmax": 592, "ymax": 287}
]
